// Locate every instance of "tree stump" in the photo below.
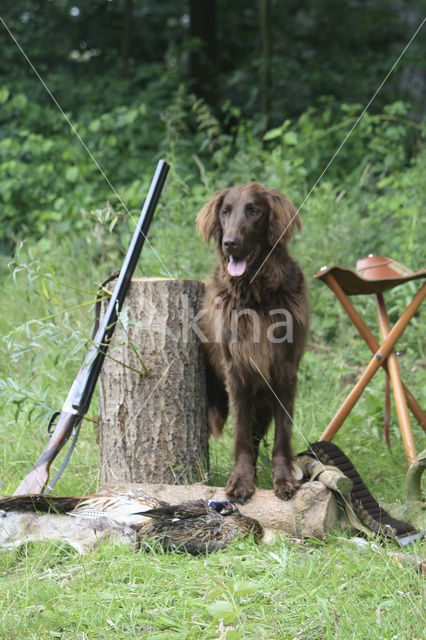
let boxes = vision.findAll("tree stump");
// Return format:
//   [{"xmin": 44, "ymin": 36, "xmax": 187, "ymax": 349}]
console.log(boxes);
[{"xmin": 98, "ymin": 278, "xmax": 208, "ymax": 485}]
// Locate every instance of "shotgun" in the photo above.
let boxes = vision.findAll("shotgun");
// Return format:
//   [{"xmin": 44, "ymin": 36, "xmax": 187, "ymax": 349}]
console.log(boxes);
[{"xmin": 13, "ymin": 159, "xmax": 170, "ymax": 496}]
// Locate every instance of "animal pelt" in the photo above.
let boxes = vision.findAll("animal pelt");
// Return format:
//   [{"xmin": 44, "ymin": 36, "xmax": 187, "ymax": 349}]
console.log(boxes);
[
  {"xmin": 197, "ymin": 182, "xmax": 309, "ymax": 503},
  {"xmin": 0, "ymin": 511, "xmax": 135, "ymax": 554}
]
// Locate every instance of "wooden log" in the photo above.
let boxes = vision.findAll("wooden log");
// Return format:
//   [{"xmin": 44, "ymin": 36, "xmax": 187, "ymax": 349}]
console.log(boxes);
[
  {"xmin": 98, "ymin": 278, "xmax": 209, "ymax": 485},
  {"xmin": 102, "ymin": 482, "xmax": 338, "ymax": 539}
]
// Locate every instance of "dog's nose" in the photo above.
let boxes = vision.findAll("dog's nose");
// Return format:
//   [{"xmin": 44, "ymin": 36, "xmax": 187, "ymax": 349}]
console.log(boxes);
[{"xmin": 223, "ymin": 237, "xmax": 240, "ymax": 252}]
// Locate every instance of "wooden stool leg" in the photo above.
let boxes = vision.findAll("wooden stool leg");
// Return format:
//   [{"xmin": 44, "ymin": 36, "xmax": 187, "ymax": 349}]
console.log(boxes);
[
  {"xmin": 375, "ymin": 293, "xmax": 417, "ymax": 465},
  {"xmin": 320, "ymin": 283, "xmax": 426, "ymax": 442},
  {"xmin": 324, "ymin": 273, "xmax": 425, "ymax": 430}
]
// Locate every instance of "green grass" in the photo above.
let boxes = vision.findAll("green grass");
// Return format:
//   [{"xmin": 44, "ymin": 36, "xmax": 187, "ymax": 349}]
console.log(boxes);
[{"xmin": 1, "ymin": 533, "xmax": 424, "ymax": 639}]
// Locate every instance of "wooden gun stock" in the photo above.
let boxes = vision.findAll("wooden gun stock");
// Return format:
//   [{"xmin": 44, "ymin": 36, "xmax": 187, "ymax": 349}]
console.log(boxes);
[
  {"xmin": 13, "ymin": 411, "xmax": 81, "ymax": 495},
  {"xmin": 13, "ymin": 159, "xmax": 170, "ymax": 496}
]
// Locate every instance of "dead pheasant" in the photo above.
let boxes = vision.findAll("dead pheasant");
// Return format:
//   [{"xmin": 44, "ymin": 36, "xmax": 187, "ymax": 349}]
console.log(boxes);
[
  {"xmin": 0, "ymin": 493, "xmax": 263, "ymax": 555},
  {"xmin": 0, "ymin": 491, "xmax": 164, "ymax": 526}
]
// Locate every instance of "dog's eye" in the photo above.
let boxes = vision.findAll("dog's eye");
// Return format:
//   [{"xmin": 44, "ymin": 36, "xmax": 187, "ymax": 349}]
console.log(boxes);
[
  {"xmin": 247, "ymin": 206, "xmax": 260, "ymax": 216},
  {"xmin": 221, "ymin": 208, "xmax": 229, "ymax": 216}
]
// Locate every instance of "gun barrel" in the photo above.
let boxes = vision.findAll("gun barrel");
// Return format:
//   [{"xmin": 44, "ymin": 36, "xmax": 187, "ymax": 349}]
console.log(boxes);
[{"xmin": 67, "ymin": 159, "xmax": 170, "ymax": 413}]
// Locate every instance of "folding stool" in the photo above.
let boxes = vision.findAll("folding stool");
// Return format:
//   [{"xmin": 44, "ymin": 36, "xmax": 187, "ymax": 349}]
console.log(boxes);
[{"xmin": 314, "ymin": 255, "xmax": 426, "ymax": 465}]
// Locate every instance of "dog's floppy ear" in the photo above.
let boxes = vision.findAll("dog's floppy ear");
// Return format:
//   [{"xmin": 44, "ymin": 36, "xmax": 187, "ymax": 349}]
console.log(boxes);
[
  {"xmin": 197, "ymin": 189, "xmax": 229, "ymax": 244},
  {"xmin": 266, "ymin": 190, "xmax": 301, "ymax": 247}
]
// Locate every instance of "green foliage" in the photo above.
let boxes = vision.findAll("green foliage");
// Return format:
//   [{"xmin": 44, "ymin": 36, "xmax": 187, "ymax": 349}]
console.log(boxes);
[
  {"xmin": 0, "ymin": 84, "xmax": 167, "ymax": 247},
  {"xmin": 1, "ymin": 1, "xmax": 424, "ymax": 126}
]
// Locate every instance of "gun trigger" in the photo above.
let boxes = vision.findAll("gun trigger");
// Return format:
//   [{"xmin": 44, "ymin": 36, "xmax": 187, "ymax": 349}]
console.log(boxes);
[{"xmin": 47, "ymin": 411, "xmax": 61, "ymax": 437}]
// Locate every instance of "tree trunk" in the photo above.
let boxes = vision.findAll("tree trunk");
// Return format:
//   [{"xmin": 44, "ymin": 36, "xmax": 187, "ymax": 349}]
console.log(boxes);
[
  {"xmin": 121, "ymin": 0, "xmax": 133, "ymax": 64},
  {"xmin": 101, "ymin": 482, "xmax": 338, "ymax": 539},
  {"xmin": 189, "ymin": 0, "xmax": 217, "ymax": 106},
  {"xmin": 98, "ymin": 278, "xmax": 208, "ymax": 485},
  {"xmin": 260, "ymin": 0, "xmax": 272, "ymax": 124}
]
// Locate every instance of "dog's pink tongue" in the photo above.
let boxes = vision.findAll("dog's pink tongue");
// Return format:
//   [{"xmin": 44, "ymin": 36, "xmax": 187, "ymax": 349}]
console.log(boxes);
[{"xmin": 227, "ymin": 255, "xmax": 247, "ymax": 277}]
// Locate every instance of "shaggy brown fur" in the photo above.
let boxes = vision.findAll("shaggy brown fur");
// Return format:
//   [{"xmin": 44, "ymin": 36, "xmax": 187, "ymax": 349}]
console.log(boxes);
[{"xmin": 197, "ymin": 183, "xmax": 308, "ymax": 503}]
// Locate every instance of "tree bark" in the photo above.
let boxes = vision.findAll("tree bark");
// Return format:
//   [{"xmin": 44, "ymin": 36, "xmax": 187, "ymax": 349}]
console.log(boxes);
[
  {"xmin": 98, "ymin": 278, "xmax": 208, "ymax": 485},
  {"xmin": 260, "ymin": 0, "xmax": 272, "ymax": 123},
  {"xmin": 101, "ymin": 482, "xmax": 338, "ymax": 539},
  {"xmin": 121, "ymin": 0, "xmax": 133, "ymax": 64},
  {"xmin": 189, "ymin": 0, "xmax": 217, "ymax": 106}
]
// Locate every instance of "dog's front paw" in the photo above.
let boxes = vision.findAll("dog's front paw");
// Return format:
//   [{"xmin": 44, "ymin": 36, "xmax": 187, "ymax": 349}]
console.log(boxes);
[
  {"xmin": 226, "ymin": 471, "xmax": 255, "ymax": 504},
  {"xmin": 272, "ymin": 476, "xmax": 300, "ymax": 501}
]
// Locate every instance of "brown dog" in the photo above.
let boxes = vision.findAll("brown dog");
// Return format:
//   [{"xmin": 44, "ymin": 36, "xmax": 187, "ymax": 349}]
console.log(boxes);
[{"xmin": 197, "ymin": 183, "xmax": 308, "ymax": 503}]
